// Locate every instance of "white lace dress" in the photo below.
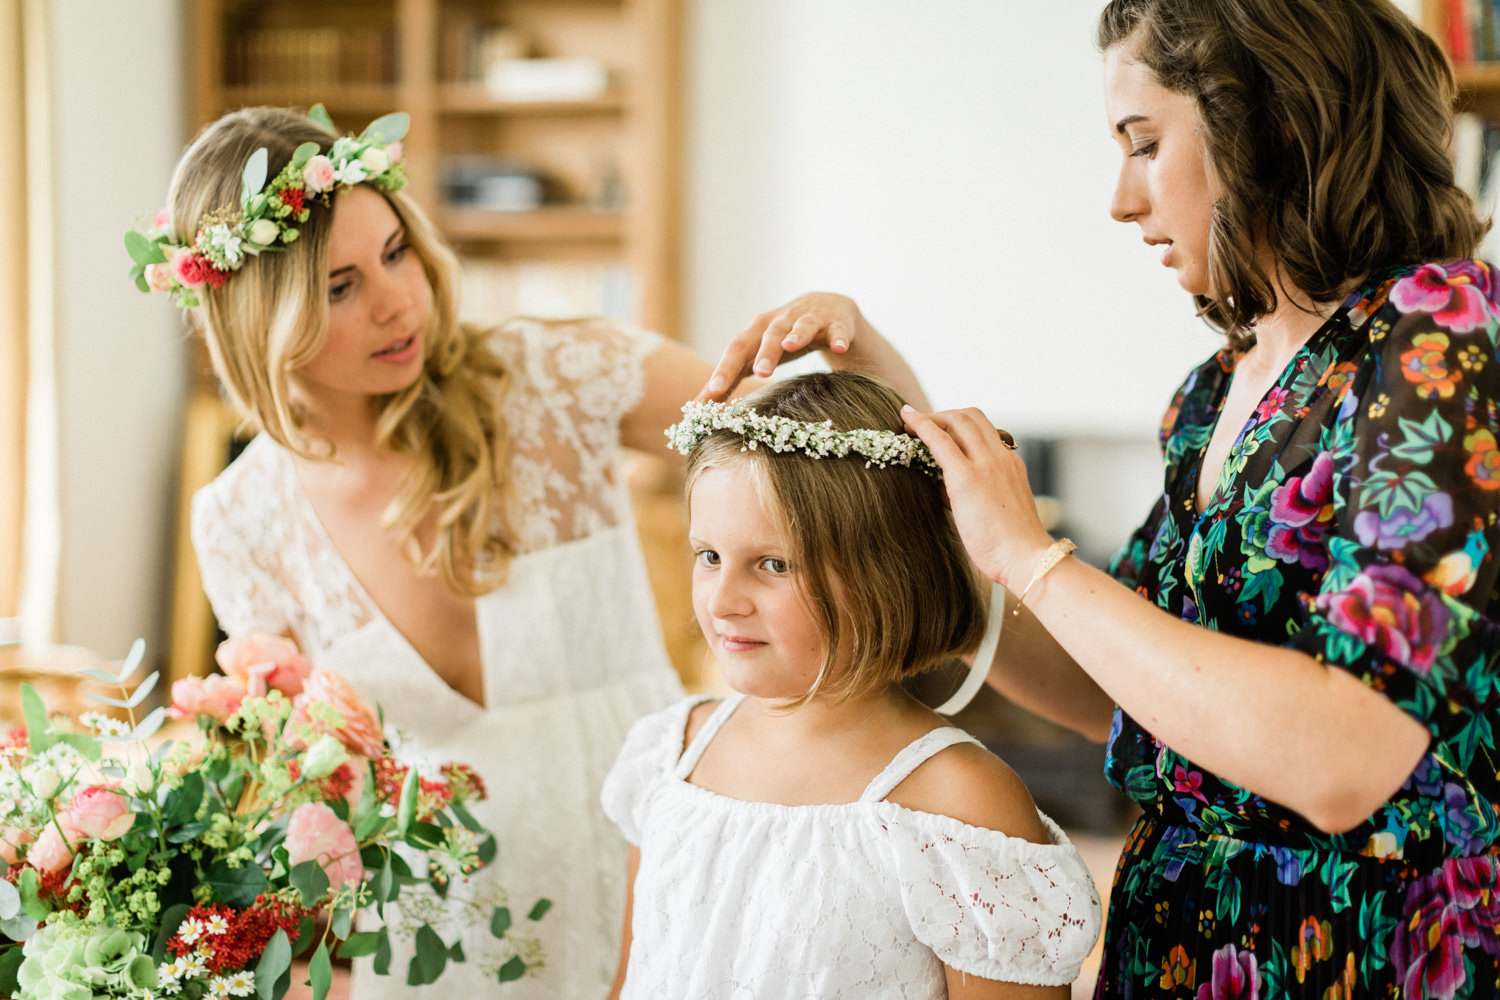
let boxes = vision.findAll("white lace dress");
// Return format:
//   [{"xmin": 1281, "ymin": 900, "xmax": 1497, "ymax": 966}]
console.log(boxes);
[
  {"xmin": 602, "ymin": 694, "xmax": 1103, "ymax": 998},
  {"xmin": 192, "ymin": 317, "xmax": 685, "ymax": 998}
]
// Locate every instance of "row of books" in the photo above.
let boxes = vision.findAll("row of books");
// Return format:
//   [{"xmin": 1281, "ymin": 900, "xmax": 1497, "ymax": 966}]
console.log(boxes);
[
  {"xmin": 458, "ymin": 259, "xmax": 637, "ymax": 327},
  {"xmin": 1445, "ymin": 0, "xmax": 1500, "ymax": 63},
  {"xmin": 225, "ymin": 26, "xmax": 396, "ymax": 88},
  {"xmin": 1452, "ymin": 112, "xmax": 1500, "ymax": 260}
]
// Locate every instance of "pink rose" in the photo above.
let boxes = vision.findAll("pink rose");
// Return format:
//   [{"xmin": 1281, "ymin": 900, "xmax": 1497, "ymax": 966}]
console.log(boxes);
[
  {"xmin": 216, "ymin": 633, "xmax": 313, "ymax": 698},
  {"xmin": 144, "ymin": 261, "xmax": 175, "ymax": 292},
  {"xmin": 285, "ymin": 802, "xmax": 362, "ymax": 892},
  {"xmin": 290, "ymin": 670, "xmax": 384, "ymax": 758},
  {"xmin": 152, "ymin": 207, "xmax": 172, "ymax": 230},
  {"xmin": 63, "ymin": 785, "xmax": 134, "ymax": 841},
  {"xmin": 302, "ymin": 155, "xmax": 336, "ymax": 194},
  {"xmin": 27, "ymin": 821, "xmax": 81, "ymax": 874},
  {"xmin": 0, "ymin": 825, "xmax": 34, "ymax": 866},
  {"xmin": 386, "ymin": 141, "xmax": 403, "ymax": 164},
  {"xmin": 167, "ymin": 673, "xmax": 247, "ymax": 723}
]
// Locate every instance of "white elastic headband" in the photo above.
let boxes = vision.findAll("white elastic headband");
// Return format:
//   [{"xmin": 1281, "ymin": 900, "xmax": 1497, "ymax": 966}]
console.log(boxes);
[{"xmin": 932, "ymin": 582, "xmax": 1005, "ymax": 716}]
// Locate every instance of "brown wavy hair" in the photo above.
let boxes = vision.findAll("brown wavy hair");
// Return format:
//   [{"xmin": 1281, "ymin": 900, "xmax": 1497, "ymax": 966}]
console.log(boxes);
[
  {"xmin": 1098, "ymin": 0, "xmax": 1486, "ymax": 349},
  {"xmin": 168, "ymin": 106, "xmax": 514, "ymax": 595},
  {"xmin": 684, "ymin": 372, "xmax": 987, "ymax": 708}
]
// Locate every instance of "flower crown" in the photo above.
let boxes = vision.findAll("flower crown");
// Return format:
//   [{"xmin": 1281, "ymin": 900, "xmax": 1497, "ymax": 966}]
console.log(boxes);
[
  {"xmin": 125, "ymin": 105, "xmax": 410, "ymax": 309},
  {"xmin": 665, "ymin": 398, "xmax": 940, "ymax": 473}
]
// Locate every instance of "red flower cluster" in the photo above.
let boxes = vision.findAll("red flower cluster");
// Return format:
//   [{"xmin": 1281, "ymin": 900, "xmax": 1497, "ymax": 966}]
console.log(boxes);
[
  {"xmin": 371, "ymin": 756, "xmax": 456, "ymax": 821},
  {"xmin": 278, "ymin": 186, "xmax": 305, "ymax": 214},
  {"xmin": 167, "ymin": 897, "xmax": 308, "ymax": 975}
]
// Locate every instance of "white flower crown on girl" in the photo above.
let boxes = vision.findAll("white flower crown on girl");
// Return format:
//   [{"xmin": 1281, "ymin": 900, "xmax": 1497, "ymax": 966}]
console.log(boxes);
[
  {"xmin": 125, "ymin": 104, "xmax": 409, "ymax": 309},
  {"xmin": 665, "ymin": 399, "xmax": 940, "ymax": 474}
]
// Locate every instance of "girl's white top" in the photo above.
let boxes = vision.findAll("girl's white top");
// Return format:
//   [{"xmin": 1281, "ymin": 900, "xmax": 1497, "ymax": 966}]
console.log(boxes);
[
  {"xmin": 602, "ymin": 694, "xmax": 1103, "ymax": 998},
  {"xmin": 193, "ymin": 317, "xmax": 684, "ymax": 998}
]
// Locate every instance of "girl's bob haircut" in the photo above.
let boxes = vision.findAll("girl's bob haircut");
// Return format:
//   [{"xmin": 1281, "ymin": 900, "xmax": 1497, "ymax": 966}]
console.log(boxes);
[{"xmin": 685, "ymin": 371, "xmax": 988, "ymax": 707}]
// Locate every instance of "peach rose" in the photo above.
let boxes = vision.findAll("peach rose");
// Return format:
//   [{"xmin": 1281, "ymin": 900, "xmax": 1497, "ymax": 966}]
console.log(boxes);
[
  {"xmin": 0, "ymin": 826, "xmax": 34, "ymax": 866},
  {"xmin": 302, "ymin": 155, "xmax": 336, "ymax": 194},
  {"xmin": 285, "ymin": 802, "xmax": 362, "ymax": 892},
  {"xmin": 290, "ymin": 670, "xmax": 384, "ymax": 758},
  {"xmin": 63, "ymin": 786, "xmax": 134, "ymax": 841},
  {"xmin": 28, "ymin": 821, "xmax": 81, "ymax": 874},
  {"xmin": 216, "ymin": 633, "xmax": 313, "ymax": 698},
  {"xmin": 166, "ymin": 673, "xmax": 247, "ymax": 724},
  {"xmin": 144, "ymin": 261, "xmax": 175, "ymax": 292}
]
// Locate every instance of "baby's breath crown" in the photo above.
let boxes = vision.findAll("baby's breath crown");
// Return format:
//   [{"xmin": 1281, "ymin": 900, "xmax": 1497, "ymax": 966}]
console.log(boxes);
[
  {"xmin": 666, "ymin": 398, "xmax": 939, "ymax": 473},
  {"xmin": 125, "ymin": 104, "xmax": 410, "ymax": 309}
]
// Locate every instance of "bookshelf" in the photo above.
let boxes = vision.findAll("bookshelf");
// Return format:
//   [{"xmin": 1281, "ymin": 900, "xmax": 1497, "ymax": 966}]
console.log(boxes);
[
  {"xmin": 1423, "ymin": 0, "xmax": 1500, "ymax": 119},
  {"xmin": 170, "ymin": 0, "xmax": 696, "ymax": 688}
]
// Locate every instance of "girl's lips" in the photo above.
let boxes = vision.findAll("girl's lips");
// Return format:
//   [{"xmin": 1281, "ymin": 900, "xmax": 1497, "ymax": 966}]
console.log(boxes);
[
  {"xmin": 372, "ymin": 335, "xmax": 419, "ymax": 365},
  {"xmin": 717, "ymin": 634, "xmax": 766, "ymax": 654}
]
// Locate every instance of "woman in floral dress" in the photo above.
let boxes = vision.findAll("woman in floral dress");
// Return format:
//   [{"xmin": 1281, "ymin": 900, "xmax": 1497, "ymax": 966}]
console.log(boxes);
[{"xmin": 881, "ymin": 0, "xmax": 1500, "ymax": 996}]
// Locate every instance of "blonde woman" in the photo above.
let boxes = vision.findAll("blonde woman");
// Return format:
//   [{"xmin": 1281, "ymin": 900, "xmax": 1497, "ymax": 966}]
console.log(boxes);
[{"xmin": 137, "ymin": 105, "xmax": 925, "ymax": 997}]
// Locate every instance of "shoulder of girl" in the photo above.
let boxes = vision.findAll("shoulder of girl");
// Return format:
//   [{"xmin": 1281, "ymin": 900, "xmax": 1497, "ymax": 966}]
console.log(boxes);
[
  {"xmin": 681, "ymin": 697, "xmax": 722, "ymax": 746},
  {"xmin": 886, "ymin": 741, "xmax": 1051, "ymax": 845}
]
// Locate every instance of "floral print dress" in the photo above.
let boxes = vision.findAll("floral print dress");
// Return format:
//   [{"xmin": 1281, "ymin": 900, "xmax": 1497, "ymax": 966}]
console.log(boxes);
[{"xmin": 1094, "ymin": 260, "xmax": 1500, "ymax": 999}]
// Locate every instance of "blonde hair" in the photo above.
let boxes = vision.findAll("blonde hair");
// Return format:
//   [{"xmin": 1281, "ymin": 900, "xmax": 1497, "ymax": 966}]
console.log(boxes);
[
  {"xmin": 168, "ymin": 106, "xmax": 514, "ymax": 595},
  {"xmin": 685, "ymin": 372, "xmax": 987, "ymax": 707}
]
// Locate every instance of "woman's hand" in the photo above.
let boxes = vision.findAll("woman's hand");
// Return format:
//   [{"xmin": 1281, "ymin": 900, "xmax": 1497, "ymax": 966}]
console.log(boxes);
[
  {"xmin": 901, "ymin": 404, "xmax": 1054, "ymax": 588},
  {"xmin": 700, "ymin": 292, "xmax": 864, "ymax": 400}
]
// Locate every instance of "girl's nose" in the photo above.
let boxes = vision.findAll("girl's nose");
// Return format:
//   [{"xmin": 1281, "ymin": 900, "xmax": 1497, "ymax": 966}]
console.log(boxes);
[
  {"xmin": 704, "ymin": 572, "xmax": 751, "ymax": 619},
  {"xmin": 1110, "ymin": 162, "xmax": 1145, "ymax": 224}
]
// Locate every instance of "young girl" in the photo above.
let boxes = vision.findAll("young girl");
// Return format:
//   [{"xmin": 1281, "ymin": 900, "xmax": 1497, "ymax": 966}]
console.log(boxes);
[
  {"xmin": 130, "ymin": 105, "xmax": 927, "ymax": 997},
  {"xmin": 602, "ymin": 372, "xmax": 1102, "ymax": 999}
]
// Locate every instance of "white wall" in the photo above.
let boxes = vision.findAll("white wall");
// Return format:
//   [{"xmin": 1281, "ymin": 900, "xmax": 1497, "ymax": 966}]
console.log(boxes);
[
  {"xmin": 47, "ymin": 0, "xmax": 185, "ymax": 662},
  {"xmin": 682, "ymin": 0, "xmax": 1214, "ymax": 437}
]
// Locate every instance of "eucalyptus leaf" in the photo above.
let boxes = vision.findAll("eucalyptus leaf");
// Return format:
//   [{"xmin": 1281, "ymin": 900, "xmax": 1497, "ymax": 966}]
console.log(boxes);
[
  {"xmin": 123, "ymin": 230, "xmax": 166, "ymax": 266},
  {"xmin": 241, "ymin": 148, "xmax": 269, "ymax": 205},
  {"xmin": 408, "ymin": 924, "xmax": 447, "ymax": 985},
  {"xmin": 361, "ymin": 111, "xmax": 409, "ymax": 144},
  {"xmin": 77, "ymin": 667, "xmax": 127, "ymax": 685},
  {"xmin": 331, "ymin": 898, "xmax": 353, "ymax": 939},
  {"xmin": 126, "ymin": 671, "xmax": 161, "ymax": 712},
  {"xmin": 489, "ymin": 907, "xmax": 511, "ymax": 939},
  {"xmin": 373, "ymin": 928, "xmax": 392, "ymax": 976},
  {"xmin": 497, "ymin": 956, "xmax": 527, "ymax": 983},
  {"xmin": 527, "ymin": 898, "xmax": 552, "ymax": 922},
  {"xmin": 292, "ymin": 141, "xmax": 320, "ymax": 169},
  {"xmin": 17, "ymin": 869, "xmax": 46, "ymax": 921},
  {"xmin": 85, "ymin": 692, "xmax": 134, "ymax": 708},
  {"xmin": 308, "ymin": 103, "xmax": 336, "ymax": 130},
  {"xmin": 255, "ymin": 930, "xmax": 292, "ymax": 1000},
  {"xmin": 308, "ymin": 942, "xmax": 332, "ymax": 1000},
  {"xmin": 117, "ymin": 638, "xmax": 146, "ymax": 682},
  {"xmin": 125, "ymin": 705, "xmax": 167, "ymax": 744},
  {"xmin": 0, "ymin": 881, "xmax": 18, "ymax": 920},
  {"xmin": 336, "ymin": 931, "xmax": 383, "ymax": 958},
  {"xmin": 20, "ymin": 684, "xmax": 53, "ymax": 753},
  {"xmin": 0, "ymin": 913, "xmax": 35, "ymax": 942},
  {"xmin": 396, "ymin": 766, "xmax": 419, "ymax": 835},
  {"xmin": 290, "ymin": 859, "xmax": 331, "ymax": 906}
]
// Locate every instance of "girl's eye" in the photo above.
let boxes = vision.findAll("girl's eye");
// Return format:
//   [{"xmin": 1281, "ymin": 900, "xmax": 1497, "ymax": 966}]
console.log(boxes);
[
  {"xmin": 696, "ymin": 549, "xmax": 721, "ymax": 568},
  {"xmin": 761, "ymin": 557, "xmax": 789, "ymax": 575},
  {"xmin": 1130, "ymin": 141, "xmax": 1158, "ymax": 159},
  {"xmin": 329, "ymin": 280, "xmax": 354, "ymax": 303},
  {"xmin": 385, "ymin": 242, "xmax": 411, "ymax": 265}
]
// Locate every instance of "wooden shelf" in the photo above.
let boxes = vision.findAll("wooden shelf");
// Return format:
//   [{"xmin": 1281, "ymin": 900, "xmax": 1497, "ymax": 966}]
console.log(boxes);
[
  {"xmin": 437, "ymin": 84, "xmax": 627, "ymax": 116},
  {"xmin": 217, "ymin": 85, "xmax": 404, "ymax": 114},
  {"xmin": 437, "ymin": 205, "xmax": 625, "ymax": 243}
]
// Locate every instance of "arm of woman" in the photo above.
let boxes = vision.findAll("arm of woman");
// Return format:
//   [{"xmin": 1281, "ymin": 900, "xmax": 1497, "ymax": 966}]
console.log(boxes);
[
  {"xmin": 607, "ymin": 845, "xmax": 639, "ymax": 1000},
  {"xmin": 904, "ymin": 404, "xmax": 1435, "ymax": 834},
  {"xmin": 944, "ymin": 969, "xmax": 1066, "ymax": 1000},
  {"xmin": 986, "ymin": 590, "xmax": 1117, "ymax": 744}
]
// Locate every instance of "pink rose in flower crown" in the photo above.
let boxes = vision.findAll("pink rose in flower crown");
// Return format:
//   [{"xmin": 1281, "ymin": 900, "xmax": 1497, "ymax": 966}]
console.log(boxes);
[
  {"xmin": 167, "ymin": 672, "xmax": 248, "ymax": 724},
  {"xmin": 302, "ymin": 154, "xmax": 337, "ymax": 194},
  {"xmin": 63, "ymin": 785, "xmax": 135, "ymax": 841},
  {"xmin": 216, "ymin": 632, "xmax": 313, "ymax": 698},
  {"xmin": 285, "ymin": 802, "xmax": 362, "ymax": 891},
  {"xmin": 152, "ymin": 207, "xmax": 172, "ymax": 230},
  {"xmin": 289, "ymin": 669, "xmax": 384, "ymax": 759},
  {"xmin": 27, "ymin": 819, "xmax": 82, "ymax": 874}
]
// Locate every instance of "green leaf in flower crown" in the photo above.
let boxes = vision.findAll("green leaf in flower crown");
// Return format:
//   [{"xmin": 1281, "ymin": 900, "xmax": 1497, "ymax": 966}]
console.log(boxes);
[
  {"xmin": 337, "ymin": 931, "xmax": 384, "ymax": 959},
  {"xmin": 490, "ymin": 906, "xmax": 511, "ymax": 939},
  {"xmin": 124, "ymin": 230, "xmax": 167, "ymax": 266},
  {"xmin": 290, "ymin": 860, "xmax": 331, "ymax": 906},
  {"xmin": 292, "ymin": 141, "xmax": 320, "ymax": 169},
  {"xmin": 309, "ymin": 942, "xmax": 333, "ymax": 1000},
  {"xmin": 497, "ymin": 956, "xmax": 527, "ymax": 983},
  {"xmin": 20, "ymin": 683, "xmax": 54, "ymax": 753},
  {"xmin": 241, "ymin": 148, "xmax": 269, "ymax": 205},
  {"xmin": 256, "ymin": 930, "xmax": 292, "ymax": 1000},
  {"xmin": 408, "ymin": 924, "xmax": 447, "ymax": 986},
  {"xmin": 360, "ymin": 111, "xmax": 409, "ymax": 144},
  {"xmin": 308, "ymin": 103, "xmax": 336, "ymax": 131},
  {"xmin": 527, "ymin": 898, "xmax": 553, "ymax": 922}
]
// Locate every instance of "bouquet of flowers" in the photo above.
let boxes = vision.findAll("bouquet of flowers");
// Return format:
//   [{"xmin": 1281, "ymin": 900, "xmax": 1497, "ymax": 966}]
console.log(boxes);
[{"xmin": 0, "ymin": 635, "xmax": 548, "ymax": 999}]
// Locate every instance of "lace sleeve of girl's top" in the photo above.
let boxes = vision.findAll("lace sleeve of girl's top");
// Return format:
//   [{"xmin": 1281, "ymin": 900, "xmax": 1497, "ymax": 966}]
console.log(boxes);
[
  {"xmin": 1288, "ymin": 260, "xmax": 1500, "ymax": 741},
  {"xmin": 189, "ymin": 445, "xmax": 302, "ymax": 641},
  {"xmin": 885, "ymin": 809, "xmax": 1102, "ymax": 986},
  {"xmin": 600, "ymin": 696, "xmax": 701, "ymax": 845}
]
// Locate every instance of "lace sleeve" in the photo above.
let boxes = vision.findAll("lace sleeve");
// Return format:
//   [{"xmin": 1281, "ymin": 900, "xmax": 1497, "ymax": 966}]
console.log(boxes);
[
  {"xmin": 599, "ymin": 697, "xmax": 696, "ymax": 845},
  {"xmin": 886, "ymin": 810, "xmax": 1102, "ymax": 986},
  {"xmin": 190, "ymin": 462, "xmax": 300, "ymax": 641}
]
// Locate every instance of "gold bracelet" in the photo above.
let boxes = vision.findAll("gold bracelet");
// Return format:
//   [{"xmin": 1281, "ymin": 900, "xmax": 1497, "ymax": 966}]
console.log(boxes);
[{"xmin": 1010, "ymin": 538, "xmax": 1077, "ymax": 617}]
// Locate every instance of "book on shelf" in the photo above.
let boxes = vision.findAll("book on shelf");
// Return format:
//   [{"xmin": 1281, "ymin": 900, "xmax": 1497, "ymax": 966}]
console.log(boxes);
[
  {"xmin": 229, "ymin": 25, "xmax": 395, "ymax": 88},
  {"xmin": 459, "ymin": 259, "xmax": 637, "ymax": 328}
]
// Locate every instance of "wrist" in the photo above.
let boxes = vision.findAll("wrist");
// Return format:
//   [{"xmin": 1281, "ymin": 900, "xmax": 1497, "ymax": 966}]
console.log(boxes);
[{"xmin": 1005, "ymin": 538, "xmax": 1077, "ymax": 615}]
